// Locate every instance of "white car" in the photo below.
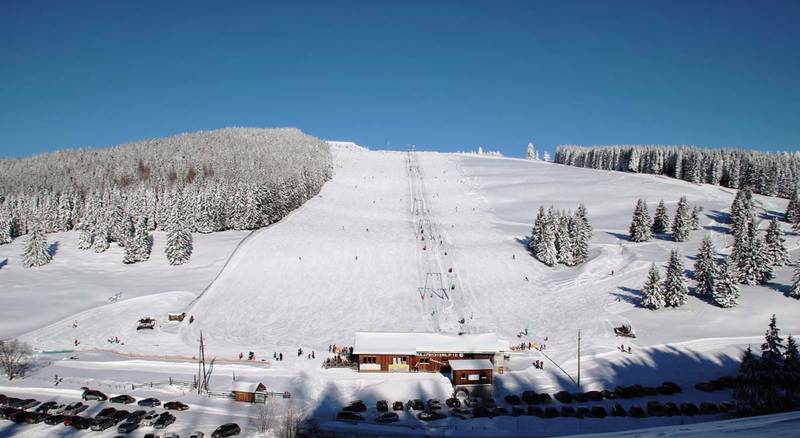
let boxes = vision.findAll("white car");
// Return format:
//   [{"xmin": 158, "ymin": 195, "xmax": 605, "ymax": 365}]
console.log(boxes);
[
  {"xmin": 141, "ymin": 411, "xmax": 159, "ymax": 426},
  {"xmin": 164, "ymin": 433, "xmax": 180, "ymax": 438},
  {"xmin": 190, "ymin": 433, "xmax": 205, "ymax": 438}
]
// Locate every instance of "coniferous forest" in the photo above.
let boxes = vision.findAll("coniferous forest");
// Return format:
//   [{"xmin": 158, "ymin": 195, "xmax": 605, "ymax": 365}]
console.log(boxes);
[
  {"xmin": 0, "ymin": 128, "xmax": 333, "ymax": 263},
  {"xmin": 555, "ymin": 145, "xmax": 799, "ymax": 199}
]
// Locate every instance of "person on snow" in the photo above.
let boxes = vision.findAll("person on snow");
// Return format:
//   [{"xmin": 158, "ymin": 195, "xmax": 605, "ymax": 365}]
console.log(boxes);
[
  {"xmin": 239, "ymin": 352, "xmax": 243, "ymax": 360},
  {"xmin": 312, "ymin": 351, "xmax": 315, "ymax": 359},
  {"xmin": 279, "ymin": 352, "xmax": 283, "ymax": 361},
  {"xmin": 189, "ymin": 315, "xmax": 194, "ymax": 324}
]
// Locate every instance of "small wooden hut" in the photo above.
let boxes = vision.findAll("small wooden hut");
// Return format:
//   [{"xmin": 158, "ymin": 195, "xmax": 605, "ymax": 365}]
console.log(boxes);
[{"xmin": 231, "ymin": 381, "xmax": 266, "ymax": 403}]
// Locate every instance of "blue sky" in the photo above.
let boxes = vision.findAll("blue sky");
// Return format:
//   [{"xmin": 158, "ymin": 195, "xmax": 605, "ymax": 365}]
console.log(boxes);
[{"xmin": 1, "ymin": 0, "xmax": 798, "ymax": 158}]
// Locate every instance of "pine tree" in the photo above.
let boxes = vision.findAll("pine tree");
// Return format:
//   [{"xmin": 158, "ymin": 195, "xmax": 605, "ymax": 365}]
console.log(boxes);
[
  {"xmin": 122, "ymin": 216, "xmax": 151, "ymax": 264},
  {"xmin": 693, "ymin": 236, "xmax": 717, "ymax": 297},
  {"xmin": 753, "ymin": 235, "xmax": 774, "ymax": 284},
  {"xmin": 790, "ymin": 261, "xmax": 800, "ymax": 300},
  {"xmin": 555, "ymin": 215, "xmax": 575, "ymax": 266},
  {"xmin": 713, "ymin": 257, "xmax": 739, "ymax": 308},
  {"xmin": 733, "ymin": 346, "xmax": 762, "ymax": 415},
  {"xmin": 764, "ymin": 217, "xmax": 788, "ymax": 267},
  {"xmin": 786, "ymin": 188, "xmax": 800, "ymax": 224},
  {"xmin": 735, "ymin": 220, "xmax": 760, "ymax": 285},
  {"xmin": 165, "ymin": 212, "xmax": 192, "ymax": 266},
  {"xmin": 671, "ymin": 196, "xmax": 691, "ymax": 242},
  {"xmin": 536, "ymin": 215, "xmax": 558, "ymax": 267},
  {"xmin": 652, "ymin": 200, "xmax": 669, "ymax": 233},
  {"xmin": 759, "ymin": 315, "xmax": 785, "ymax": 413},
  {"xmin": 23, "ymin": 223, "xmax": 52, "ymax": 268},
  {"xmin": 526, "ymin": 142, "xmax": 537, "ymax": 160},
  {"xmin": 530, "ymin": 206, "xmax": 546, "ymax": 250},
  {"xmin": 641, "ymin": 263, "xmax": 665, "ymax": 309},
  {"xmin": 628, "ymin": 199, "xmax": 652, "ymax": 242},
  {"xmin": 77, "ymin": 228, "xmax": 93, "ymax": 250},
  {"xmin": 573, "ymin": 204, "xmax": 592, "ymax": 263},
  {"xmin": 690, "ymin": 205, "xmax": 702, "ymax": 230},
  {"xmin": 784, "ymin": 336, "xmax": 800, "ymax": 410},
  {"xmin": 662, "ymin": 249, "xmax": 688, "ymax": 307},
  {"xmin": 0, "ymin": 207, "xmax": 12, "ymax": 245}
]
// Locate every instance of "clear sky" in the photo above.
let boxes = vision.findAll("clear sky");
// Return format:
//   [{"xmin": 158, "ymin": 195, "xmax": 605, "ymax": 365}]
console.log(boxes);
[{"xmin": 2, "ymin": 0, "xmax": 799, "ymax": 158}]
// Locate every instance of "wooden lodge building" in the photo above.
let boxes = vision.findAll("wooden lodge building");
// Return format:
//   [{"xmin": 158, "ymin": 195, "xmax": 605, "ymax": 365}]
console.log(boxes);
[{"xmin": 231, "ymin": 381, "xmax": 267, "ymax": 403}]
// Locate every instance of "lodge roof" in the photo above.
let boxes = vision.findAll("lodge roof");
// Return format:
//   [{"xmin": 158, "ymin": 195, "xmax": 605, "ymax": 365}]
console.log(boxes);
[
  {"xmin": 353, "ymin": 332, "xmax": 509, "ymax": 355},
  {"xmin": 448, "ymin": 359, "xmax": 494, "ymax": 371}
]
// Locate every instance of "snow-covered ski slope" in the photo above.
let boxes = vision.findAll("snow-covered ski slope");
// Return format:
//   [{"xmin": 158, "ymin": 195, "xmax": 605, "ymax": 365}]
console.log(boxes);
[{"xmin": 159, "ymin": 144, "xmax": 798, "ymax": 362}]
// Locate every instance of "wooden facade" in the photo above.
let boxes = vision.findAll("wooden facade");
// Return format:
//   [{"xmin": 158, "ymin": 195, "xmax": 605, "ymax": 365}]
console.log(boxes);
[
  {"xmin": 231, "ymin": 382, "xmax": 266, "ymax": 403},
  {"xmin": 357, "ymin": 352, "xmax": 494, "ymax": 373}
]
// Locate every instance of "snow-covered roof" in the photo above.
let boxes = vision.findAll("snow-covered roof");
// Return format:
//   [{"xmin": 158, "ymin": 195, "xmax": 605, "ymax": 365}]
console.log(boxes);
[
  {"xmin": 231, "ymin": 381, "xmax": 265, "ymax": 393},
  {"xmin": 353, "ymin": 332, "xmax": 508, "ymax": 355},
  {"xmin": 449, "ymin": 359, "xmax": 494, "ymax": 371}
]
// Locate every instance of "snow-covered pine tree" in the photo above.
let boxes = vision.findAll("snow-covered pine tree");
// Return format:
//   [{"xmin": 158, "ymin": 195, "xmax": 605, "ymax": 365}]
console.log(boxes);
[
  {"xmin": 530, "ymin": 206, "xmax": 546, "ymax": 251},
  {"xmin": 733, "ymin": 345, "xmax": 761, "ymax": 415},
  {"xmin": 662, "ymin": 249, "xmax": 689, "ymax": 307},
  {"xmin": 165, "ymin": 202, "xmax": 193, "ymax": 266},
  {"xmin": 92, "ymin": 223, "xmax": 110, "ymax": 253},
  {"xmin": 784, "ymin": 336, "xmax": 800, "ymax": 409},
  {"xmin": 758, "ymin": 315, "xmax": 785, "ymax": 413},
  {"xmin": 764, "ymin": 217, "xmax": 789, "ymax": 267},
  {"xmin": 77, "ymin": 228, "xmax": 93, "ymax": 250},
  {"xmin": 22, "ymin": 222, "xmax": 51, "ymax": 268},
  {"xmin": 628, "ymin": 199, "xmax": 652, "ymax": 242},
  {"xmin": 690, "ymin": 205, "xmax": 702, "ymax": 230},
  {"xmin": 791, "ymin": 260, "xmax": 800, "ymax": 300},
  {"xmin": 786, "ymin": 188, "xmax": 800, "ymax": 224},
  {"xmin": 556, "ymin": 215, "xmax": 575, "ymax": 266},
  {"xmin": 0, "ymin": 207, "xmax": 12, "ymax": 244},
  {"xmin": 542, "ymin": 151, "xmax": 550, "ymax": 162},
  {"xmin": 652, "ymin": 200, "xmax": 669, "ymax": 233},
  {"xmin": 753, "ymin": 234, "xmax": 774, "ymax": 284},
  {"xmin": 573, "ymin": 204, "xmax": 592, "ymax": 263},
  {"xmin": 731, "ymin": 188, "xmax": 754, "ymax": 235},
  {"xmin": 56, "ymin": 193, "xmax": 73, "ymax": 231},
  {"xmin": 671, "ymin": 196, "xmax": 691, "ymax": 242},
  {"xmin": 713, "ymin": 257, "xmax": 739, "ymax": 308},
  {"xmin": 641, "ymin": 263, "xmax": 665, "ymax": 309},
  {"xmin": 693, "ymin": 236, "xmax": 717, "ymax": 297},
  {"xmin": 535, "ymin": 215, "xmax": 558, "ymax": 267},
  {"xmin": 526, "ymin": 142, "xmax": 537, "ymax": 160},
  {"xmin": 122, "ymin": 216, "xmax": 151, "ymax": 264}
]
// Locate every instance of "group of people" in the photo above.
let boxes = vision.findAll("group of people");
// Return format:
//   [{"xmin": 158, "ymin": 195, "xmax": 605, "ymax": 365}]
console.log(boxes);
[
  {"xmin": 618, "ymin": 344, "xmax": 632, "ymax": 354},
  {"xmin": 106, "ymin": 336, "xmax": 121, "ymax": 344},
  {"xmin": 239, "ymin": 351, "xmax": 258, "ymax": 360},
  {"xmin": 533, "ymin": 359, "xmax": 545, "ymax": 370}
]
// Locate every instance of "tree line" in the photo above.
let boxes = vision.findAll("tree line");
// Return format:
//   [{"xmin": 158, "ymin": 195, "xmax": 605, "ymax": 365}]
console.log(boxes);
[
  {"xmin": 0, "ymin": 128, "xmax": 333, "ymax": 266},
  {"xmin": 555, "ymin": 145, "xmax": 799, "ymax": 199},
  {"xmin": 528, "ymin": 204, "xmax": 591, "ymax": 267}
]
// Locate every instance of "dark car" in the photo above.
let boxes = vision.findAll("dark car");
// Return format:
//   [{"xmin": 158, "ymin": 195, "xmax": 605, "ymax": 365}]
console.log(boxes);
[
  {"xmin": 376, "ymin": 400, "xmax": 388, "ymax": 412},
  {"xmin": 12, "ymin": 398, "xmax": 39, "ymax": 409},
  {"xmin": 575, "ymin": 407, "xmax": 591, "ymax": 418},
  {"xmin": 335, "ymin": 411, "xmax": 365, "ymax": 423},
  {"xmin": 504, "ymin": 394, "xmax": 522, "ymax": 405},
  {"xmin": 164, "ymin": 401, "xmax": 190, "ymax": 411},
  {"xmin": 0, "ymin": 407, "xmax": 21, "ymax": 420},
  {"xmin": 527, "ymin": 405, "xmax": 544, "ymax": 417},
  {"xmin": 137, "ymin": 397, "xmax": 161, "ymax": 407},
  {"xmin": 126, "ymin": 409, "xmax": 147, "ymax": 423},
  {"xmin": 554, "ymin": 391, "xmax": 573, "ymax": 403},
  {"xmin": 96, "ymin": 407, "xmax": 118, "ymax": 419},
  {"xmin": 0, "ymin": 394, "xmax": 6, "ymax": 404},
  {"xmin": 392, "ymin": 401, "xmax": 404, "ymax": 411},
  {"xmin": 111, "ymin": 409, "xmax": 130, "ymax": 423},
  {"xmin": 375, "ymin": 412, "xmax": 399, "ymax": 423},
  {"xmin": 572, "ymin": 392, "xmax": 589, "ymax": 403},
  {"xmin": 212, "ymin": 422, "xmax": 241, "ymax": 437},
  {"xmin": 628, "ymin": 405, "xmax": 647, "ymax": 418},
  {"xmin": 417, "ymin": 410, "xmax": 446, "ymax": 421},
  {"xmin": 446, "ymin": 397, "xmax": 461, "ymax": 408},
  {"xmin": 63, "ymin": 402, "xmax": 86, "ymax": 415},
  {"xmin": 586, "ymin": 391, "xmax": 604, "ymax": 401},
  {"xmin": 695, "ymin": 381, "xmax": 716, "ymax": 392},
  {"xmin": 590, "ymin": 405, "xmax": 607, "ymax": 418},
  {"xmin": 62, "ymin": 415, "xmax": 81, "ymax": 426},
  {"xmin": 680, "ymin": 402, "xmax": 700, "ymax": 416},
  {"xmin": 665, "ymin": 402, "xmax": 680, "ymax": 416},
  {"xmin": 521, "ymin": 391, "xmax": 539, "ymax": 404},
  {"xmin": 25, "ymin": 412, "xmax": 48, "ymax": 424},
  {"xmin": 560, "ymin": 406, "xmax": 576, "ymax": 417},
  {"xmin": 543, "ymin": 406, "xmax": 560, "ymax": 418},
  {"xmin": 427, "ymin": 399, "xmax": 442, "ymax": 410},
  {"xmin": 658, "ymin": 381, "xmax": 682, "ymax": 395},
  {"xmin": 611, "ymin": 403, "xmax": 627, "ymax": 417},
  {"xmin": 35, "ymin": 401, "xmax": 59, "ymax": 413},
  {"xmin": 118, "ymin": 421, "xmax": 140, "ymax": 433},
  {"xmin": 511, "ymin": 406, "xmax": 525, "ymax": 417},
  {"xmin": 700, "ymin": 401, "xmax": 720, "ymax": 414},
  {"xmin": 342, "ymin": 401, "xmax": 366, "ymax": 412},
  {"xmin": 601, "ymin": 389, "xmax": 617, "ymax": 400},
  {"xmin": 44, "ymin": 414, "xmax": 67, "ymax": 425},
  {"xmin": 10, "ymin": 410, "xmax": 33, "ymax": 423},
  {"xmin": 91, "ymin": 417, "xmax": 116, "ymax": 431},
  {"xmin": 110, "ymin": 395, "xmax": 136, "ymax": 404},
  {"xmin": 407, "ymin": 399, "xmax": 425, "ymax": 411},
  {"xmin": 73, "ymin": 416, "xmax": 95, "ymax": 429},
  {"xmin": 153, "ymin": 412, "xmax": 176, "ymax": 429},
  {"xmin": 82, "ymin": 389, "xmax": 108, "ymax": 401},
  {"xmin": 647, "ymin": 401, "xmax": 667, "ymax": 417}
]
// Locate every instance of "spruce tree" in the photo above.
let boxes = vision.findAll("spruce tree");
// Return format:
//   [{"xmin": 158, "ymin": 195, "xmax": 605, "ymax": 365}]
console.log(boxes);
[
  {"xmin": 652, "ymin": 200, "xmax": 669, "ymax": 233},
  {"xmin": 784, "ymin": 336, "xmax": 800, "ymax": 410},
  {"xmin": 573, "ymin": 204, "xmax": 592, "ymax": 263},
  {"xmin": 733, "ymin": 346, "xmax": 762, "ymax": 415},
  {"xmin": 77, "ymin": 228, "xmax": 93, "ymax": 250},
  {"xmin": 671, "ymin": 196, "xmax": 691, "ymax": 242},
  {"xmin": 641, "ymin": 263, "xmax": 665, "ymax": 310},
  {"xmin": 0, "ymin": 207, "xmax": 12, "ymax": 245},
  {"xmin": 764, "ymin": 217, "xmax": 788, "ymax": 267},
  {"xmin": 735, "ymin": 220, "xmax": 760, "ymax": 285},
  {"xmin": 713, "ymin": 257, "xmax": 739, "ymax": 308},
  {"xmin": 23, "ymin": 223, "xmax": 52, "ymax": 268},
  {"xmin": 786, "ymin": 188, "xmax": 800, "ymax": 224},
  {"xmin": 556, "ymin": 216, "xmax": 575, "ymax": 266},
  {"xmin": 690, "ymin": 205, "xmax": 702, "ymax": 230},
  {"xmin": 536, "ymin": 215, "xmax": 558, "ymax": 267},
  {"xmin": 92, "ymin": 223, "xmax": 110, "ymax": 253},
  {"xmin": 629, "ymin": 199, "xmax": 652, "ymax": 242},
  {"xmin": 759, "ymin": 315, "xmax": 785, "ymax": 413},
  {"xmin": 753, "ymin": 235, "xmax": 774, "ymax": 284},
  {"xmin": 693, "ymin": 236, "xmax": 717, "ymax": 297},
  {"xmin": 123, "ymin": 216, "xmax": 151, "ymax": 264},
  {"xmin": 530, "ymin": 206, "xmax": 546, "ymax": 250},
  {"xmin": 166, "ymin": 221, "xmax": 192, "ymax": 266},
  {"xmin": 790, "ymin": 261, "xmax": 800, "ymax": 300},
  {"xmin": 662, "ymin": 249, "xmax": 688, "ymax": 307}
]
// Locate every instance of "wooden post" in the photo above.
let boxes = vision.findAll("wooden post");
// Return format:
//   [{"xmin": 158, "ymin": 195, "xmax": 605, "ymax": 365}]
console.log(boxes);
[{"xmin": 577, "ymin": 329, "xmax": 581, "ymax": 389}]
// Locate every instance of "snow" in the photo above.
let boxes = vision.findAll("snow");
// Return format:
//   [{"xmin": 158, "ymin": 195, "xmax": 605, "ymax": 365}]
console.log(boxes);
[
  {"xmin": 448, "ymin": 359, "xmax": 493, "ymax": 371},
  {"xmin": 3, "ymin": 145, "xmax": 800, "ymax": 436},
  {"xmin": 353, "ymin": 332, "xmax": 507, "ymax": 355}
]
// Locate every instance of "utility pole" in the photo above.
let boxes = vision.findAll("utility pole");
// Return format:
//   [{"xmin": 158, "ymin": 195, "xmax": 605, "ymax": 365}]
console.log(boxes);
[
  {"xmin": 577, "ymin": 329, "xmax": 581, "ymax": 389},
  {"xmin": 197, "ymin": 331, "xmax": 207, "ymax": 394}
]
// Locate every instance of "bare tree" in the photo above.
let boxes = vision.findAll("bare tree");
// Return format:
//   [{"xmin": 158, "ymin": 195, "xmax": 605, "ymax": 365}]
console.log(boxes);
[
  {"xmin": 253, "ymin": 398, "xmax": 276, "ymax": 435},
  {"xmin": 0, "ymin": 339, "xmax": 33, "ymax": 380},
  {"xmin": 278, "ymin": 403, "xmax": 304, "ymax": 438}
]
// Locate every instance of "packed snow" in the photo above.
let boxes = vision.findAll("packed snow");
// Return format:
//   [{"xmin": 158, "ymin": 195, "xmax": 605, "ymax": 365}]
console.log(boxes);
[{"xmin": 3, "ymin": 143, "xmax": 800, "ymax": 436}]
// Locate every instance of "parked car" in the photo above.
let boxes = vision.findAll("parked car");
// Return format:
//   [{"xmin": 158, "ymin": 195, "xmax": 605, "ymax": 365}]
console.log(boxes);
[
  {"xmin": 451, "ymin": 407, "xmax": 471, "ymax": 419},
  {"xmin": 96, "ymin": 407, "xmax": 117, "ymax": 419},
  {"xmin": 35, "ymin": 401, "xmax": 58, "ymax": 413},
  {"xmin": 680, "ymin": 402, "xmax": 700, "ymax": 416},
  {"xmin": 82, "ymin": 389, "xmax": 108, "ymax": 401},
  {"xmin": 62, "ymin": 415, "xmax": 81, "ymax": 426},
  {"xmin": 376, "ymin": 400, "xmax": 388, "ymax": 412},
  {"xmin": 153, "ymin": 412, "xmax": 176, "ymax": 429},
  {"xmin": 138, "ymin": 397, "xmax": 162, "ymax": 407},
  {"xmin": 464, "ymin": 397, "xmax": 480, "ymax": 408},
  {"xmin": 211, "ymin": 422, "xmax": 241, "ymax": 437},
  {"xmin": 527, "ymin": 405, "xmax": 543, "ymax": 417},
  {"xmin": 407, "ymin": 399, "xmax": 424, "ymax": 411},
  {"xmin": 110, "ymin": 395, "xmax": 136, "ymax": 404},
  {"xmin": 445, "ymin": 397, "xmax": 461, "ymax": 408},
  {"xmin": 63, "ymin": 402, "xmax": 87, "ymax": 415},
  {"xmin": 611, "ymin": 403, "xmax": 627, "ymax": 417},
  {"xmin": 560, "ymin": 406, "xmax": 576, "ymax": 417},
  {"xmin": 375, "ymin": 412, "xmax": 399, "ymax": 423},
  {"xmin": 164, "ymin": 433, "xmax": 181, "ymax": 438},
  {"xmin": 25, "ymin": 412, "xmax": 48, "ymax": 423},
  {"xmin": 512, "ymin": 406, "xmax": 526, "ymax": 417},
  {"xmin": 73, "ymin": 416, "xmax": 95, "ymax": 429},
  {"xmin": 164, "ymin": 401, "xmax": 190, "ymax": 411},
  {"xmin": 141, "ymin": 411, "xmax": 160, "ymax": 426},
  {"xmin": 46, "ymin": 404, "xmax": 66, "ymax": 415},
  {"xmin": 575, "ymin": 407, "xmax": 591, "ymax": 418},
  {"xmin": 590, "ymin": 405, "xmax": 607, "ymax": 418},
  {"xmin": 664, "ymin": 402, "xmax": 680, "ymax": 416},
  {"xmin": 554, "ymin": 391, "xmax": 573, "ymax": 403},
  {"xmin": 543, "ymin": 406, "xmax": 560, "ymax": 418},
  {"xmin": 335, "ymin": 411, "xmax": 365, "ymax": 423},
  {"xmin": 126, "ymin": 409, "xmax": 147, "ymax": 423},
  {"xmin": 111, "ymin": 409, "xmax": 130, "ymax": 423},
  {"xmin": 189, "ymin": 432, "xmax": 205, "ymax": 438},
  {"xmin": 44, "ymin": 414, "xmax": 67, "ymax": 425},
  {"xmin": 9, "ymin": 410, "xmax": 33, "ymax": 423},
  {"xmin": 572, "ymin": 392, "xmax": 589, "ymax": 403},
  {"xmin": 0, "ymin": 407, "xmax": 21, "ymax": 420},
  {"xmin": 418, "ymin": 410, "xmax": 447, "ymax": 421},
  {"xmin": 392, "ymin": 401, "xmax": 404, "ymax": 411},
  {"xmin": 700, "ymin": 401, "xmax": 720, "ymax": 414},
  {"xmin": 91, "ymin": 417, "xmax": 116, "ymax": 431},
  {"xmin": 12, "ymin": 398, "xmax": 39, "ymax": 409},
  {"xmin": 628, "ymin": 405, "xmax": 647, "ymax": 418},
  {"xmin": 504, "ymin": 394, "xmax": 522, "ymax": 405},
  {"xmin": 658, "ymin": 381, "xmax": 682, "ymax": 395},
  {"xmin": 647, "ymin": 401, "xmax": 667, "ymax": 416}
]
